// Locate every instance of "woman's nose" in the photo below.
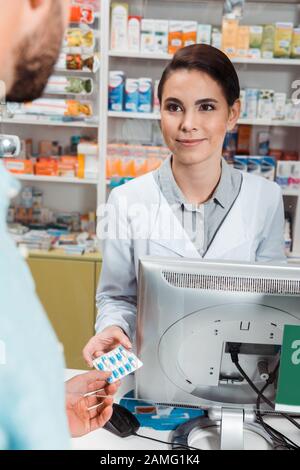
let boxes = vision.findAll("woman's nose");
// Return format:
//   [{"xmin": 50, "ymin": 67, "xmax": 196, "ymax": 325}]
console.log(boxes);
[{"xmin": 180, "ymin": 110, "xmax": 199, "ymax": 132}]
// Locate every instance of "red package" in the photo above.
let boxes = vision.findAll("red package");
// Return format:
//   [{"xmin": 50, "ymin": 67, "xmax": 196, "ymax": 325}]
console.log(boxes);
[{"xmin": 69, "ymin": 5, "xmax": 94, "ymax": 24}]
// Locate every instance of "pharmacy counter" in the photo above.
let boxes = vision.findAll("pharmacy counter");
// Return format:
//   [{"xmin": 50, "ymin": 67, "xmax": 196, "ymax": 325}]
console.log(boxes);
[{"xmin": 67, "ymin": 370, "xmax": 300, "ymax": 451}]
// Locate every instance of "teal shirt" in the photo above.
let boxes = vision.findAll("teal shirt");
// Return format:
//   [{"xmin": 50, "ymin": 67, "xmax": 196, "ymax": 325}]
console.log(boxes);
[{"xmin": 0, "ymin": 162, "xmax": 70, "ymax": 449}]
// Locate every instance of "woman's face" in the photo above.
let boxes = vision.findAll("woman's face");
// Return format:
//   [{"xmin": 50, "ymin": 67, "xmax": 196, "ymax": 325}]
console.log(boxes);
[{"xmin": 160, "ymin": 69, "xmax": 240, "ymax": 166}]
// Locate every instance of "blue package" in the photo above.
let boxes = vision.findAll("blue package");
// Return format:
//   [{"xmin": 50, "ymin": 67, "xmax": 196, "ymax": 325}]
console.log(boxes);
[
  {"xmin": 109, "ymin": 71, "xmax": 125, "ymax": 111},
  {"xmin": 261, "ymin": 156, "xmax": 276, "ymax": 181},
  {"xmin": 233, "ymin": 155, "xmax": 248, "ymax": 173},
  {"xmin": 247, "ymin": 156, "xmax": 261, "ymax": 175},
  {"xmin": 125, "ymin": 79, "xmax": 139, "ymax": 113},
  {"xmin": 120, "ymin": 390, "xmax": 204, "ymax": 431},
  {"xmin": 138, "ymin": 78, "xmax": 153, "ymax": 113}
]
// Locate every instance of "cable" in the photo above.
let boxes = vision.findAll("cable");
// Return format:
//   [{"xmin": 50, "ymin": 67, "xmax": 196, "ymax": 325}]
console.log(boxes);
[
  {"xmin": 133, "ymin": 432, "xmax": 202, "ymax": 451},
  {"xmin": 255, "ymin": 373, "xmax": 299, "ymax": 450},
  {"xmin": 229, "ymin": 345, "xmax": 300, "ymax": 449},
  {"xmin": 230, "ymin": 345, "xmax": 300, "ymax": 431}
]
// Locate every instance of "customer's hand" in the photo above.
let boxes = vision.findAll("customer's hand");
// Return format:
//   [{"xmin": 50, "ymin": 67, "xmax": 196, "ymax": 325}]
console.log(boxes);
[
  {"xmin": 83, "ymin": 325, "xmax": 132, "ymax": 368},
  {"xmin": 65, "ymin": 370, "xmax": 119, "ymax": 437}
]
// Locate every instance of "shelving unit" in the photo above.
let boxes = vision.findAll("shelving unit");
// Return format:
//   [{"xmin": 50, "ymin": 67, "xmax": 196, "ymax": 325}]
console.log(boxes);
[
  {"xmin": 1, "ymin": 117, "xmax": 99, "ymax": 128},
  {"xmin": 109, "ymin": 50, "xmax": 300, "ymax": 66},
  {"xmin": 0, "ymin": 2, "xmax": 102, "ymax": 215},
  {"xmin": 104, "ymin": 0, "xmax": 300, "ymax": 257},
  {"xmin": 15, "ymin": 174, "xmax": 98, "ymax": 185},
  {"xmin": 108, "ymin": 111, "xmax": 300, "ymax": 128},
  {"xmin": 2, "ymin": 0, "xmax": 300, "ymax": 254}
]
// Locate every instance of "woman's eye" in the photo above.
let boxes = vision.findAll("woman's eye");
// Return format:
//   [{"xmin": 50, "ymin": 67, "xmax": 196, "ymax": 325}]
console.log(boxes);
[
  {"xmin": 200, "ymin": 103, "xmax": 215, "ymax": 111},
  {"xmin": 166, "ymin": 103, "xmax": 182, "ymax": 112}
]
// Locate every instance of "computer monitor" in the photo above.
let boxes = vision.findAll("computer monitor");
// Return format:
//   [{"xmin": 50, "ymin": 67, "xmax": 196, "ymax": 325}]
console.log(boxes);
[{"xmin": 135, "ymin": 257, "xmax": 300, "ymax": 411}]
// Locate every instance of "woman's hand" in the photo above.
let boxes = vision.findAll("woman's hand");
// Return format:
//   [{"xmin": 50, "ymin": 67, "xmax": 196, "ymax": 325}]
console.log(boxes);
[
  {"xmin": 83, "ymin": 325, "xmax": 132, "ymax": 368},
  {"xmin": 65, "ymin": 370, "xmax": 119, "ymax": 438}
]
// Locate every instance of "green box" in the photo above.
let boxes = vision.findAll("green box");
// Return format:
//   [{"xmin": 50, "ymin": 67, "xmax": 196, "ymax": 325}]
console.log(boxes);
[{"xmin": 275, "ymin": 324, "xmax": 300, "ymax": 413}]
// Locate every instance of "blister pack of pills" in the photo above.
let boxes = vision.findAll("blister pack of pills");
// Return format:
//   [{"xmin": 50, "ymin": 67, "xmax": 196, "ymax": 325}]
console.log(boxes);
[{"xmin": 93, "ymin": 346, "xmax": 143, "ymax": 383}]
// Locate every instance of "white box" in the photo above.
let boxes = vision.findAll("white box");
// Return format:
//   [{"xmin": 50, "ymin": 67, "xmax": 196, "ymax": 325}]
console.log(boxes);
[
  {"xmin": 197, "ymin": 24, "xmax": 212, "ymax": 45},
  {"xmin": 128, "ymin": 16, "xmax": 141, "ymax": 52},
  {"xmin": 273, "ymin": 92, "xmax": 287, "ymax": 120},
  {"xmin": 154, "ymin": 20, "xmax": 169, "ymax": 53},
  {"xmin": 110, "ymin": 3, "xmax": 128, "ymax": 51},
  {"xmin": 240, "ymin": 89, "xmax": 247, "ymax": 118},
  {"xmin": 141, "ymin": 19, "xmax": 155, "ymax": 53},
  {"xmin": 211, "ymin": 27, "xmax": 222, "ymax": 49},
  {"xmin": 257, "ymin": 89, "xmax": 274, "ymax": 119},
  {"xmin": 153, "ymin": 79, "xmax": 160, "ymax": 114}
]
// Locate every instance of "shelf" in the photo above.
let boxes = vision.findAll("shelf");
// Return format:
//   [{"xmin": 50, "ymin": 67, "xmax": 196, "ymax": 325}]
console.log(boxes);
[
  {"xmin": 108, "ymin": 111, "xmax": 160, "ymax": 120},
  {"xmin": 0, "ymin": 117, "xmax": 99, "ymax": 128},
  {"xmin": 54, "ymin": 68, "xmax": 95, "ymax": 75},
  {"xmin": 108, "ymin": 112, "xmax": 300, "ymax": 127},
  {"xmin": 109, "ymin": 51, "xmax": 300, "ymax": 66},
  {"xmin": 282, "ymin": 188, "xmax": 300, "ymax": 196},
  {"xmin": 238, "ymin": 119, "xmax": 300, "ymax": 127},
  {"xmin": 15, "ymin": 174, "xmax": 98, "ymax": 185}
]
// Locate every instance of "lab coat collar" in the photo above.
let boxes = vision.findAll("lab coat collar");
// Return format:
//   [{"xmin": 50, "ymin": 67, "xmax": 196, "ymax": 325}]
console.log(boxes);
[{"xmin": 148, "ymin": 175, "xmax": 247, "ymax": 259}]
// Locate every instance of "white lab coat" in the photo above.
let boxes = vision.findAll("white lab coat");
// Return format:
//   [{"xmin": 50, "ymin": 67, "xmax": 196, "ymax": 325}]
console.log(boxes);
[{"xmin": 95, "ymin": 170, "xmax": 286, "ymax": 340}]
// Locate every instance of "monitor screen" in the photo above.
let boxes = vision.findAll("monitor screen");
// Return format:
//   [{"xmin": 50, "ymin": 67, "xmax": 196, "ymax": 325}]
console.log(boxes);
[{"xmin": 135, "ymin": 257, "xmax": 300, "ymax": 413}]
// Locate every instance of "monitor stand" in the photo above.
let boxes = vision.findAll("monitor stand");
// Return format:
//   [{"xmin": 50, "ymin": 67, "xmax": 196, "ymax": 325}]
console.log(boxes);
[{"xmin": 171, "ymin": 407, "xmax": 275, "ymax": 450}]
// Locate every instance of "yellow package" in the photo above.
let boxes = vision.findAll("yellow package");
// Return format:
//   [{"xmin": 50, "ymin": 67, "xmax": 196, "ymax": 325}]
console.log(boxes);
[
  {"xmin": 261, "ymin": 24, "xmax": 275, "ymax": 58},
  {"xmin": 291, "ymin": 28, "xmax": 300, "ymax": 58},
  {"xmin": 221, "ymin": 18, "xmax": 239, "ymax": 58},
  {"xmin": 168, "ymin": 21, "xmax": 183, "ymax": 54},
  {"xmin": 182, "ymin": 21, "xmax": 197, "ymax": 47},
  {"xmin": 274, "ymin": 22, "xmax": 293, "ymax": 58},
  {"xmin": 67, "ymin": 100, "xmax": 92, "ymax": 117},
  {"xmin": 65, "ymin": 28, "xmax": 94, "ymax": 49},
  {"xmin": 236, "ymin": 26, "xmax": 250, "ymax": 58}
]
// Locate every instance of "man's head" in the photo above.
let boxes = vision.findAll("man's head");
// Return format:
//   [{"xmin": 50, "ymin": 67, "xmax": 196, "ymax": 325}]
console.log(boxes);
[{"xmin": 0, "ymin": 0, "xmax": 70, "ymax": 102}]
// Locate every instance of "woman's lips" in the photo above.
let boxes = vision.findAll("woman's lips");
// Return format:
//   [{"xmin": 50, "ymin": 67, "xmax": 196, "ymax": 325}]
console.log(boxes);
[{"xmin": 176, "ymin": 139, "xmax": 207, "ymax": 147}]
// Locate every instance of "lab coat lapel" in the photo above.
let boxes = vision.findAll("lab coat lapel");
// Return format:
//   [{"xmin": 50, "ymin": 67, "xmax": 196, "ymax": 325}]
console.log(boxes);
[
  {"xmin": 148, "ymin": 194, "xmax": 201, "ymax": 258},
  {"xmin": 205, "ymin": 193, "xmax": 248, "ymax": 259}
]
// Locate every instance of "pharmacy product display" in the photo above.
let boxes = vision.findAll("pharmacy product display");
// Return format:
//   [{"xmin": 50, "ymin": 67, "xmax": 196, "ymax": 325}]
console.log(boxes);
[
  {"xmin": 7, "ymin": 99, "xmax": 93, "ymax": 119},
  {"xmin": 106, "ymin": 143, "xmax": 169, "ymax": 180},
  {"xmin": 108, "ymin": 75, "xmax": 300, "ymax": 123},
  {"xmin": 109, "ymin": 72, "xmax": 160, "ymax": 114},
  {"xmin": 5, "ymin": 1, "xmax": 100, "ymax": 125},
  {"xmin": 3, "ymin": 137, "xmax": 99, "ymax": 181},
  {"xmin": 110, "ymin": 3, "xmax": 300, "ymax": 59},
  {"xmin": 7, "ymin": 185, "xmax": 97, "ymax": 254},
  {"xmin": 45, "ymin": 76, "xmax": 93, "ymax": 96},
  {"xmin": 240, "ymin": 88, "xmax": 300, "ymax": 122},
  {"xmin": 55, "ymin": 52, "xmax": 100, "ymax": 72}
]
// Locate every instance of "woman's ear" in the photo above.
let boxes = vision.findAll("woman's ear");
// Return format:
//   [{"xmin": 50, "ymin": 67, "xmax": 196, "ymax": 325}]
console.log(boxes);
[{"xmin": 227, "ymin": 99, "xmax": 241, "ymax": 132}]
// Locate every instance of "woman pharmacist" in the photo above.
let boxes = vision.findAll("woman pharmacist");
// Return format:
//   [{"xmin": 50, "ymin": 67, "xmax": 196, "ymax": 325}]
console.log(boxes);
[{"xmin": 83, "ymin": 44, "xmax": 286, "ymax": 366}]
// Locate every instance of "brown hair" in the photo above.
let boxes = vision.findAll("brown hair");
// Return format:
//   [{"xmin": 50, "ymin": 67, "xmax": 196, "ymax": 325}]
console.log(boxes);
[{"xmin": 158, "ymin": 44, "xmax": 240, "ymax": 107}]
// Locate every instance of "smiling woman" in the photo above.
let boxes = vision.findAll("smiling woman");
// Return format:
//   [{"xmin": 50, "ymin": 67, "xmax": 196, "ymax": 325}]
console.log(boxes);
[
  {"xmin": 158, "ymin": 44, "xmax": 241, "ymax": 203},
  {"xmin": 83, "ymin": 44, "xmax": 286, "ymax": 367}
]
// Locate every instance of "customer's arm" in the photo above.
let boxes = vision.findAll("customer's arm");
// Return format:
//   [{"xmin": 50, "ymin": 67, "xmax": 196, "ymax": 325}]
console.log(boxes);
[{"xmin": 0, "ymin": 233, "xmax": 70, "ymax": 449}]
